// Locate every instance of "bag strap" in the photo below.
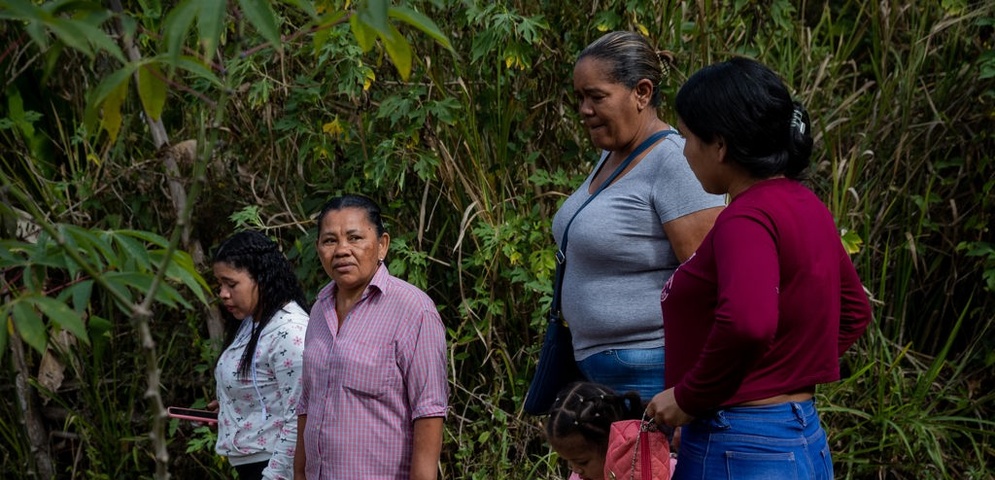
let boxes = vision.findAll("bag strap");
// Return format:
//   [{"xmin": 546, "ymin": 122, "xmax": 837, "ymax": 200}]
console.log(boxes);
[
  {"xmin": 639, "ymin": 425, "xmax": 652, "ymax": 480},
  {"xmin": 550, "ymin": 129, "xmax": 676, "ymax": 321},
  {"xmin": 627, "ymin": 414, "xmax": 657, "ymax": 480}
]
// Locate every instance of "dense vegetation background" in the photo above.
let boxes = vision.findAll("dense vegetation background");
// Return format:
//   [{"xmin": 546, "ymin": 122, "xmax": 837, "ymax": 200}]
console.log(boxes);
[{"xmin": 1, "ymin": 0, "xmax": 993, "ymax": 478}]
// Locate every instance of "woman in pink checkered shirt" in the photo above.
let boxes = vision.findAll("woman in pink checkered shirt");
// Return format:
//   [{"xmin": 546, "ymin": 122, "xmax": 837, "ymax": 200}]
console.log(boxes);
[{"xmin": 294, "ymin": 194, "xmax": 449, "ymax": 480}]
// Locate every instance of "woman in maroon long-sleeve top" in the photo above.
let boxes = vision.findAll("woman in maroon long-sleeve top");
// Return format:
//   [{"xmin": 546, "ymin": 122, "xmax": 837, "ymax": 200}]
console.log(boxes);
[{"xmin": 644, "ymin": 57, "xmax": 873, "ymax": 480}]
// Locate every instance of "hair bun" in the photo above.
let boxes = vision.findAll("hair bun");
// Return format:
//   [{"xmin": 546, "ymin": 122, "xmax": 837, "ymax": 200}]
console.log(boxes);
[{"xmin": 656, "ymin": 50, "xmax": 676, "ymax": 77}]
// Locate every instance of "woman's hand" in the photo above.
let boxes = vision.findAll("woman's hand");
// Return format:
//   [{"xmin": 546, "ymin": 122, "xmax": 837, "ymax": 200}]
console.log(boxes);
[
  {"xmin": 645, "ymin": 388, "xmax": 693, "ymax": 428},
  {"xmin": 205, "ymin": 400, "xmax": 219, "ymax": 430}
]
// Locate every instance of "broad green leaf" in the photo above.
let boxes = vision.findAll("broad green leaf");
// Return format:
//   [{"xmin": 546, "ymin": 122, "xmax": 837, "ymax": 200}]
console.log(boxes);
[
  {"xmin": 111, "ymin": 232, "xmax": 152, "ymax": 271},
  {"xmin": 162, "ymin": 0, "xmax": 198, "ymax": 65},
  {"xmin": 237, "ymin": 0, "xmax": 283, "ymax": 54},
  {"xmin": 313, "ymin": 24, "xmax": 331, "ymax": 54},
  {"xmin": 388, "ymin": 6, "xmax": 453, "ymax": 52},
  {"xmin": 28, "ymin": 244, "xmax": 68, "ymax": 270},
  {"xmin": 43, "ymin": 16, "xmax": 94, "ymax": 59},
  {"xmin": 62, "ymin": 224, "xmax": 113, "ymax": 272},
  {"xmin": 281, "ymin": 0, "xmax": 318, "ymax": 19},
  {"xmin": 84, "ymin": 64, "xmax": 137, "ymax": 141},
  {"xmin": 12, "ymin": 301, "xmax": 47, "ymax": 354},
  {"xmin": 174, "ymin": 56, "xmax": 224, "ymax": 87},
  {"xmin": 0, "ymin": 0, "xmax": 43, "ymax": 22},
  {"xmin": 118, "ymin": 229, "xmax": 171, "ymax": 249},
  {"xmin": 196, "ymin": 0, "xmax": 226, "ymax": 59},
  {"xmin": 100, "ymin": 272, "xmax": 137, "ymax": 308},
  {"xmin": 349, "ymin": 13, "xmax": 377, "ymax": 52},
  {"xmin": 98, "ymin": 78, "xmax": 126, "ymax": 142},
  {"xmin": 103, "ymin": 272, "xmax": 188, "ymax": 309},
  {"xmin": 153, "ymin": 282, "xmax": 191, "ymax": 309},
  {"xmin": 88, "ymin": 315, "xmax": 113, "ymax": 362},
  {"xmin": 24, "ymin": 20, "xmax": 49, "ymax": 52},
  {"xmin": 52, "ymin": 15, "xmax": 125, "ymax": 62},
  {"xmin": 61, "ymin": 279, "xmax": 94, "ymax": 314},
  {"xmin": 380, "ymin": 24, "xmax": 412, "ymax": 81},
  {"xmin": 149, "ymin": 250, "xmax": 210, "ymax": 305},
  {"xmin": 104, "ymin": 272, "xmax": 153, "ymax": 292},
  {"xmin": 841, "ymin": 229, "xmax": 863, "ymax": 255},
  {"xmin": 136, "ymin": 64, "xmax": 168, "ymax": 122},
  {"xmin": 74, "ymin": 228, "xmax": 116, "ymax": 267},
  {"xmin": 0, "ymin": 241, "xmax": 23, "ymax": 264},
  {"xmin": 7, "ymin": 89, "xmax": 34, "ymax": 138},
  {"xmin": 31, "ymin": 296, "xmax": 89, "ymax": 344},
  {"xmin": 57, "ymin": 227, "xmax": 83, "ymax": 279},
  {"xmin": 1, "ymin": 0, "xmax": 51, "ymax": 53},
  {"xmin": 357, "ymin": 0, "xmax": 389, "ymax": 33}
]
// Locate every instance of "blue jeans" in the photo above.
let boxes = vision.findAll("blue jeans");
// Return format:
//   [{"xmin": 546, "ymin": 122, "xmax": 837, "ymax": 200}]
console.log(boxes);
[
  {"xmin": 674, "ymin": 399, "xmax": 833, "ymax": 480},
  {"xmin": 576, "ymin": 347, "xmax": 664, "ymax": 403}
]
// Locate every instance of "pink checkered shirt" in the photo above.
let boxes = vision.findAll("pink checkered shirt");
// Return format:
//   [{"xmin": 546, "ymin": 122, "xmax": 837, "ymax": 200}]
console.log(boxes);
[{"xmin": 298, "ymin": 264, "xmax": 448, "ymax": 479}]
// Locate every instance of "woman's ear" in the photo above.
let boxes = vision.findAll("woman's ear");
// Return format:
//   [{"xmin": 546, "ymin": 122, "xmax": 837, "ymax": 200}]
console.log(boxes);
[
  {"xmin": 634, "ymin": 79, "xmax": 654, "ymax": 110},
  {"xmin": 378, "ymin": 232, "xmax": 391, "ymax": 261},
  {"xmin": 715, "ymin": 136, "xmax": 728, "ymax": 163}
]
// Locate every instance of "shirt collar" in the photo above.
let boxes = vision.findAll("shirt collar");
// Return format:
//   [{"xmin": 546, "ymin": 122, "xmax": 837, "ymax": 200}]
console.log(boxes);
[{"xmin": 321, "ymin": 263, "xmax": 390, "ymax": 303}]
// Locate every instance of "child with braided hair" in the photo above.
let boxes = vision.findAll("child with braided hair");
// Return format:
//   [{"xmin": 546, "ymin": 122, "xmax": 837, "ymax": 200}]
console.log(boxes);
[{"xmin": 546, "ymin": 382, "xmax": 643, "ymax": 480}]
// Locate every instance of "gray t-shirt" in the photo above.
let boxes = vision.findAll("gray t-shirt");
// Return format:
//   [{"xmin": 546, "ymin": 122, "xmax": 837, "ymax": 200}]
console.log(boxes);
[{"xmin": 551, "ymin": 134, "xmax": 726, "ymax": 360}]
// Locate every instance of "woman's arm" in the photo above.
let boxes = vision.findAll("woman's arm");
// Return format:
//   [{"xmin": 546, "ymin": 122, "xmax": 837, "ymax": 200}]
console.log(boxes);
[
  {"xmin": 293, "ymin": 415, "xmax": 307, "ymax": 480},
  {"xmin": 410, "ymin": 416, "xmax": 444, "ymax": 480},
  {"xmin": 261, "ymin": 319, "xmax": 307, "ymax": 479},
  {"xmin": 663, "ymin": 206, "xmax": 723, "ymax": 261},
  {"xmin": 837, "ymin": 250, "xmax": 873, "ymax": 355}
]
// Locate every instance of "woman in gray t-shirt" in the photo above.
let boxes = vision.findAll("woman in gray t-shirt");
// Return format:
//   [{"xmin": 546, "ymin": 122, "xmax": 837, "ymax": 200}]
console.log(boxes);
[{"xmin": 552, "ymin": 31, "xmax": 725, "ymax": 402}]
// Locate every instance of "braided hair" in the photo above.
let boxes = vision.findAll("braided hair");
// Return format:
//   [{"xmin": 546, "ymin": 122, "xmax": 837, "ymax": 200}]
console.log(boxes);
[
  {"xmin": 545, "ymin": 382, "xmax": 643, "ymax": 453},
  {"xmin": 212, "ymin": 230, "xmax": 310, "ymax": 378}
]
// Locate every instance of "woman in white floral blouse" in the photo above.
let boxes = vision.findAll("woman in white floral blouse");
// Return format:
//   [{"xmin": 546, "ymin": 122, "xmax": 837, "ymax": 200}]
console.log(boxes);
[{"xmin": 210, "ymin": 230, "xmax": 310, "ymax": 480}]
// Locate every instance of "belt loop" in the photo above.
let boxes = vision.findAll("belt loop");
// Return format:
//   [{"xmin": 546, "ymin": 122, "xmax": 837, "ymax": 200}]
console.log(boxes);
[
  {"xmin": 791, "ymin": 402, "xmax": 807, "ymax": 427},
  {"xmin": 710, "ymin": 409, "xmax": 731, "ymax": 430}
]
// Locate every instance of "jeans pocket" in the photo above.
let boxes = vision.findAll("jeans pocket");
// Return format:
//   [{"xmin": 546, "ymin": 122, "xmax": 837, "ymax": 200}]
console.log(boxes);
[
  {"xmin": 611, "ymin": 347, "xmax": 664, "ymax": 369},
  {"xmin": 817, "ymin": 444, "xmax": 834, "ymax": 480},
  {"xmin": 725, "ymin": 451, "xmax": 799, "ymax": 480}
]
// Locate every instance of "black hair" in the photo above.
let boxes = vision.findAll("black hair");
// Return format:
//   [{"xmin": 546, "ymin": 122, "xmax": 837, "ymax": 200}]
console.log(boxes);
[
  {"xmin": 316, "ymin": 194, "xmax": 386, "ymax": 236},
  {"xmin": 675, "ymin": 57, "xmax": 813, "ymax": 180},
  {"xmin": 212, "ymin": 230, "xmax": 310, "ymax": 378},
  {"xmin": 545, "ymin": 382, "xmax": 643, "ymax": 453},
  {"xmin": 577, "ymin": 31, "xmax": 673, "ymax": 108}
]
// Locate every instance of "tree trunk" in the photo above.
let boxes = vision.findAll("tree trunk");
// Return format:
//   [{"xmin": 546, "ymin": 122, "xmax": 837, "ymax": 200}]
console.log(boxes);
[
  {"xmin": 10, "ymin": 329, "xmax": 55, "ymax": 480},
  {"xmin": 108, "ymin": 0, "xmax": 222, "ymax": 341}
]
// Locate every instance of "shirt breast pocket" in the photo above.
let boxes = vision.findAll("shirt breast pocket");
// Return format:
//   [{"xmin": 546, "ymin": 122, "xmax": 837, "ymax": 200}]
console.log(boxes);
[{"xmin": 339, "ymin": 340, "xmax": 393, "ymax": 398}]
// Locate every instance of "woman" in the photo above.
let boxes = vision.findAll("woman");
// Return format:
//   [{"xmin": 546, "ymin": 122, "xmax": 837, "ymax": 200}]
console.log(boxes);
[
  {"xmin": 212, "ymin": 230, "xmax": 310, "ymax": 480},
  {"xmin": 645, "ymin": 58, "xmax": 873, "ymax": 479},
  {"xmin": 553, "ymin": 31, "xmax": 725, "ymax": 402},
  {"xmin": 293, "ymin": 194, "xmax": 448, "ymax": 480}
]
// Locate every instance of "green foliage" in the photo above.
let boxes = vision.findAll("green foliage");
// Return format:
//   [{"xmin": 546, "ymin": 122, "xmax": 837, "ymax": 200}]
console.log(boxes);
[
  {"xmin": 2, "ymin": 0, "xmax": 994, "ymax": 478},
  {"xmin": 0, "ymin": 222, "xmax": 209, "ymax": 356}
]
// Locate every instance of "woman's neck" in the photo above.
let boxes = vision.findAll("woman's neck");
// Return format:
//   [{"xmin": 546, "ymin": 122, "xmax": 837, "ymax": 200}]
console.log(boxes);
[
  {"xmin": 728, "ymin": 175, "xmax": 786, "ymax": 199},
  {"xmin": 608, "ymin": 117, "xmax": 670, "ymax": 166}
]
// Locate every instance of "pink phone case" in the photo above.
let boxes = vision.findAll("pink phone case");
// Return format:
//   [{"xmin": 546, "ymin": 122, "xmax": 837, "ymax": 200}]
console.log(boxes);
[{"xmin": 167, "ymin": 406, "xmax": 218, "ymax": 424}]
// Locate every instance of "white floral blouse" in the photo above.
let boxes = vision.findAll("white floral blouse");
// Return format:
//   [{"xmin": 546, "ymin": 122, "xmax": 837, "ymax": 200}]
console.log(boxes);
[{"xmin": 215, "ymin": 301, "xmax": 307, "ymax": 479}]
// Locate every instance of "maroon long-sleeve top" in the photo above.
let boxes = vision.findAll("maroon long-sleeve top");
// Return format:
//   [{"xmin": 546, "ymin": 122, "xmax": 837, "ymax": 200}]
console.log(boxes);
[{"xmin": 662, "ymin": 178, "xmax": 872, "ymax": 417}]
